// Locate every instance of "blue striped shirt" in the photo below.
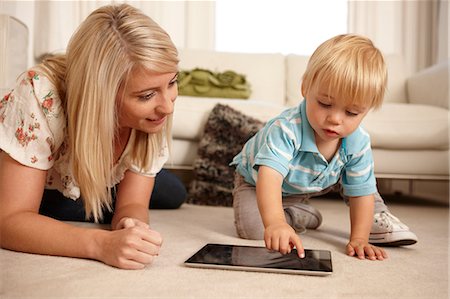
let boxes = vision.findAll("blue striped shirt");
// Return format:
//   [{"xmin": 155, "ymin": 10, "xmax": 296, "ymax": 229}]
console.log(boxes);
[{"xmin": 231, "ymin": 100, "xmax": 377, "ymax": 197}]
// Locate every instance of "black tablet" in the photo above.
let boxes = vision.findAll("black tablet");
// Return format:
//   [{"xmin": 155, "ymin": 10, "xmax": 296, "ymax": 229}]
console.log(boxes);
[{"xmin": 184, "ymin": 243, "xmax": 333, "ymax": 276}]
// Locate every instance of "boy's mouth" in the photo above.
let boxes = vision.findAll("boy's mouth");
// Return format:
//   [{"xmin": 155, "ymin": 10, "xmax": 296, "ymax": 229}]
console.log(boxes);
[{"xmin": 324, "ymin": 128, "xmax": 339, "ymax": 137}]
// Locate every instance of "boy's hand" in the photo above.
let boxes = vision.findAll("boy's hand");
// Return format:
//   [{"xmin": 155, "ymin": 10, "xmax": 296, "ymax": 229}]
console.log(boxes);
[
  {"xmin": 346, "ymin": 238, "xmax": 388, "ymax": 261},
  {"xmin": 264, "ymin": 222, "xmax": 305, "ymax": 258},
  {"xmin": 347, "ymin": 195, "xmax": 387, "ymax": 261}
]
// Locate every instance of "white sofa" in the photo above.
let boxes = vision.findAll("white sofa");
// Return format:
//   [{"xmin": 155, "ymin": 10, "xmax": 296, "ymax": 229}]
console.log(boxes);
[
  {"xmin": 171, "ymin": 49, "xmax": 450, "ymax": 181},
  {"xmin": 1, "ymin": 14, "xmax": 448, "ymax": 182}
]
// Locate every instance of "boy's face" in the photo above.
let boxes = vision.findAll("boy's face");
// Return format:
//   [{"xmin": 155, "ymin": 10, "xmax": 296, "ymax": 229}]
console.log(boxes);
[{"xmin": 305, "ymin": 86, "xmax": 370, "ymax": 144}]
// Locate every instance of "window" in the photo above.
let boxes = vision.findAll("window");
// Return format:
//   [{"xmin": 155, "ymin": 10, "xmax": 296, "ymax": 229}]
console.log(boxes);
[{"xmin": 215, "ymin": 0, "xmax": 348, "ymax": 55}]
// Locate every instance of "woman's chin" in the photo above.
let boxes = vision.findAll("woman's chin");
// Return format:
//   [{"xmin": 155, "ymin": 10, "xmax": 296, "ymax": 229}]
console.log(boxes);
[{"xmin": 140, "ymin": 119, "xmax": 166, "ymax": 133}]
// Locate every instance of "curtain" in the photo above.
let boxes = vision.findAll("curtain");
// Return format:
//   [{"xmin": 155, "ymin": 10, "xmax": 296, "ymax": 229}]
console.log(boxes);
[
  {"xmin": 348, "ymin": 0, "xmax": 446, "ymax": 75},
  {"xmin": 32, "ymin": 0, "xmax": 215, "ymax": 62},
  {"xmin": 435, "ymin": 0, "xmax": 449, "ymax": 64}
]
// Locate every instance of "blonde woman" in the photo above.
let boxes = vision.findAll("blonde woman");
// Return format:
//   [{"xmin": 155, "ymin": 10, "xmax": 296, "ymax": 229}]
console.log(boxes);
[{"xmin": 0, "ymin": 4, "xmax": 185, "ymax": 269}]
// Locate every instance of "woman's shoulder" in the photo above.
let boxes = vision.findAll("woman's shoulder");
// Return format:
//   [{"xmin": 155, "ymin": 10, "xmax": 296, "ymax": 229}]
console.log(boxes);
[
  {"xmin": 15, "ymin": 69, "xmax": 65, "ymax": 125},
  {"xmin": 18, "ymin": 69, "xmax": 61, "ymax": 102},
  {"xmin": 0, "ymin": 69, "xmax": 67, "ymax": 169}
]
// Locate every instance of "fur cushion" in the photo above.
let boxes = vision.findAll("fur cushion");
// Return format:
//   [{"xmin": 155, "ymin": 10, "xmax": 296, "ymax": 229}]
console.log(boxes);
[{"xmin": 187, "ymin": 104, "xmax": 264, "ymax": 206}]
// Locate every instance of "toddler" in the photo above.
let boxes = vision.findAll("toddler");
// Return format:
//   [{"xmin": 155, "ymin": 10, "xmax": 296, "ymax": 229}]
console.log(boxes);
[{"xmin": 231, "ymin": 34, "xmax": 418, "ymax": 261}]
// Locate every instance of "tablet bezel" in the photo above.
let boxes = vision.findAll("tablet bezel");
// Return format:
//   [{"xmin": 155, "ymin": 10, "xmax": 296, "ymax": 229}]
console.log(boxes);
[{"xmin": 184, "ymin": 243, "xmax": 333, "ymax": 276}]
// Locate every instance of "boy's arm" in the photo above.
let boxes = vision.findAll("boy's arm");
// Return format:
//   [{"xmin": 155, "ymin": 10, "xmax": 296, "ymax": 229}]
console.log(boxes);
[
  {"xmin": 256, "ymin": 166, "xmax": 304, "ymax": 257},
  {"xmin": 349, "ymin": 194, "xmax": 374, "ymax": 242},
  {"xmin": 347, "ymin": 195, "xmax": 387, "ymax": 260}
]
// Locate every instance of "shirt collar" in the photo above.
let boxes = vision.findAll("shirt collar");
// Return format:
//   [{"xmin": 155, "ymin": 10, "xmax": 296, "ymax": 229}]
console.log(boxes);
[{"xmin": 299, "ymin": 99, "xmax": 320, "ymax": 153}]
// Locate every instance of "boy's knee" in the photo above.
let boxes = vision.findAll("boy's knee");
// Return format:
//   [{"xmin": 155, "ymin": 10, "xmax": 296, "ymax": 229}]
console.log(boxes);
[{"xmin": 234, "ymin": 220, "xmax": 264, "ymax": 240}]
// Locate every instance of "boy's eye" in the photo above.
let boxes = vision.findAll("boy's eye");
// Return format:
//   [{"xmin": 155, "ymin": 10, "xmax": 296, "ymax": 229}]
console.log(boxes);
[
  {"xmin": 346, "ymin": 110, "xmax": 359, "ymax": 116},
  {"xmin": 318, "ymin": 101, "xmax": 331, "ymax": 108},
  {"xmin": 138, "ymin": 92, "xmax": 156, "ymax": 101}
]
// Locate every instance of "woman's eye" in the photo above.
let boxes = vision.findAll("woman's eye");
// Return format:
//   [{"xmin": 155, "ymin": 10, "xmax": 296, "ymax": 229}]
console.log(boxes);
[
  {"xmin": 138, "ymin": 92, "xmax": 156, "ymax": 101},
  {"xmin": 169, "ymin": 77, "xmax": 178, "ymax": 86}
]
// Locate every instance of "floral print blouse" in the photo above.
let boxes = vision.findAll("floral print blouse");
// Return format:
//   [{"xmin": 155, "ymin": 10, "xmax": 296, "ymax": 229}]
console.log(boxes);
[{"xmin": 0, "ymin": 71, "xmax": 168, "ymax": 200}]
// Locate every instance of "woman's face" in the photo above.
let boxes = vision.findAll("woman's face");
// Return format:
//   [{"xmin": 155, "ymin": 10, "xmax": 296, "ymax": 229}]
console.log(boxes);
[{"xmin": 117, "ymin": 66, "xmax": 178, "ymax": 134}]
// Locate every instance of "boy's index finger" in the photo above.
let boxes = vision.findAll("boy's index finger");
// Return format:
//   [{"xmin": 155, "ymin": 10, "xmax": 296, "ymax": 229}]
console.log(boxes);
[{"xmin": 290, "ymin": 235, "xmax": 305, "ymax": 258}]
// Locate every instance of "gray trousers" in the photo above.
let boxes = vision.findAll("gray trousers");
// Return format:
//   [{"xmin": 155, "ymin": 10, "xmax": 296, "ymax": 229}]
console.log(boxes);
[{"xmin": 232, "ymin": 172, "xmax": 388, "ymax": 240}]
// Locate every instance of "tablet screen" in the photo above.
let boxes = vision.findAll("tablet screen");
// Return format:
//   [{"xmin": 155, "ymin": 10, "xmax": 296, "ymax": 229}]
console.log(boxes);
[{"xmin": 184, "ymin": 243, "xmax": 332, "ymax": 276}]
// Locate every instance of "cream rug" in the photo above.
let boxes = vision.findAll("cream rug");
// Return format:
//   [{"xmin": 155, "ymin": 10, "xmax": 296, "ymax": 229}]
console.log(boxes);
[{"xmin": 1, "ymin": 198, "xmax": 448, "ymax": 299}]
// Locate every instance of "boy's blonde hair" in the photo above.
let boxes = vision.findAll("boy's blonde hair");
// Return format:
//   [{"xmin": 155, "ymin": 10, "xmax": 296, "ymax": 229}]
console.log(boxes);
[
  {"xmin": 37, "ymin": 4, "xmax": 179, "ymax": 222},
  {"xmin": 301, "ymin": 34, "xmax": 387, "ymax": 109}
]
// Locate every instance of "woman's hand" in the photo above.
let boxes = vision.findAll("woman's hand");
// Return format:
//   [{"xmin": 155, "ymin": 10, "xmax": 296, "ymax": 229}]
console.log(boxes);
[
  {"xmin": 264, "ymin": 222, "xmax": 305, "ymax": 258},
  {"xmin": 346, "ymin": 238, "xmax": 388, "ymax": 261},
  {"xmin": 115, "ymin": 216, "xmax": 150, "ymax": 230},
  {"xmin": 95, "ymin": 218, "xmax": 162, "ymax": 269}
]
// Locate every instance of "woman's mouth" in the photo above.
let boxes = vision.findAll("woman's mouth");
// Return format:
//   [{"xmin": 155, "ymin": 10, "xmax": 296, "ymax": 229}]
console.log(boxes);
[{"xmin": 146, "ymin": 116, "xmax": 166, "ymax": 125}]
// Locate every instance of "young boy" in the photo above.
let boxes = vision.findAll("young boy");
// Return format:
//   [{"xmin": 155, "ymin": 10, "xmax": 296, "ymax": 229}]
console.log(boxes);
[{"xmin": 231, "ymin": 34, "xmax": 418, "ymax": 261}]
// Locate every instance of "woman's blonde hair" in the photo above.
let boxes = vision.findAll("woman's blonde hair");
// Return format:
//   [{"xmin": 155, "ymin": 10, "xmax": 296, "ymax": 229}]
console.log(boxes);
[
  {"xmin": 301, "ymin": 34, "xmax": 387, "ymax": 109},
  {"xmin": 36, "ymin": 4, "xmax": 179, "ymax": 221}
]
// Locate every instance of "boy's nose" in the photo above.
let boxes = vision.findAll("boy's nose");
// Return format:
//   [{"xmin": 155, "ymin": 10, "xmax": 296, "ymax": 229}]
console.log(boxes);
[{"xmin": 327, "ymin": 112, "xmax": 342, "ymax": 125}]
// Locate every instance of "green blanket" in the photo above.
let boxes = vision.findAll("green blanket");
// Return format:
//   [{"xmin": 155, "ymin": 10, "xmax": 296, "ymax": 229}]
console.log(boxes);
[{"xmin": 178, "ymin": 68, "xmax": 251, "ymax": 99}]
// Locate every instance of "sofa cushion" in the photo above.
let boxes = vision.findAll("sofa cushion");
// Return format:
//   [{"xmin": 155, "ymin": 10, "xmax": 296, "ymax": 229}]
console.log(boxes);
[
  {"xmin": 186, "ymin": 104, "xmax": 264, "ymax": 206},
  {"xmin": 178, "ymin": 49, "xmax": 286, "ymax": 105},
  {"xmin": 363, "ymin": 103, "xmax": 449, "ymax": 150},
  {"xmin": 172, "ymin": 96, "xmax": 286, "ymax": 141},
  {"xmin": 167, "ymin": 139, "xmax": 198, "ymax": 167},
  {"xmin": 285, "ymin": 54, "xmax": 309, "ymax": 107},
  {"xmin": 383, "ymin": 55, "xmax": 408, "ymax": 104},
  {"xmin": 178, "ymin": 68, "xmax": 251, "ymax": 99},
  {"xmin": 373, "ymin": 149, "xmax": 449, "ymax": 177},
  {"xmin": 407, "ymin": 60, "xmax": 449, "ymax": 109}
]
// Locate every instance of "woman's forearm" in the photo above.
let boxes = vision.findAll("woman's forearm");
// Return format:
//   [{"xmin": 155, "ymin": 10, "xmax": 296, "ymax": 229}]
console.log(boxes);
[
  {"xmin": 111, "ymin": 203, "xmax": 149, "ymax": 230},
  {"xmin": 111, "ymin": 171, "xmax": 154, "ymax": 230},
  {"xmin": 1, "ymin": 211, "xmax": 106, "ymax": 260}
]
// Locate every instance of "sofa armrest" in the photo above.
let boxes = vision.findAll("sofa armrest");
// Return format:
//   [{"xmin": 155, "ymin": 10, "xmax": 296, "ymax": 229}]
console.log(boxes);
[
  {"xmin": 0, "ymin": 15, "xmax": 28, "ymax": 94},
  {"xmin": 406, "ymin": 60, "xmax": 449, "ymax": 109}
]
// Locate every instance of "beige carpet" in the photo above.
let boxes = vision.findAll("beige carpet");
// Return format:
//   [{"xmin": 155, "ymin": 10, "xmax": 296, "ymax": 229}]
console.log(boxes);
[{"xmin": 1, "ymin": 197, "xmax": 448, "ymax": 299}]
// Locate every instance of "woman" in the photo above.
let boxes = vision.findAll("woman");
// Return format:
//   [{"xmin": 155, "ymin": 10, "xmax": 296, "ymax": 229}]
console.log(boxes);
[{"xmin": 0, "ymin": 3, "xmax": 184, "ymax": 269}]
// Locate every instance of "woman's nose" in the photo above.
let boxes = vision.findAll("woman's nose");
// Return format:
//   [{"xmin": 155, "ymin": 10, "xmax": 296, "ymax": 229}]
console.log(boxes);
[{"xmin": 157, "ymin": 93, "xmax": 175, "ymax": 114}]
